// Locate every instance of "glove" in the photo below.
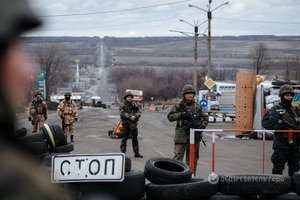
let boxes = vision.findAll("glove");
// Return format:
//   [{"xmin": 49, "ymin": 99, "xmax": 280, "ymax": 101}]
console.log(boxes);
[
  {"xmin": 28, "ymin": 117, "xmax": 31, "ymax": 121},
  {"xmin": 74, "ymin": 117, "xmax": 78, "ymax": 122},
  {"xmin": 60, "ymin": 115, "xmax": 64, "ymax": 120},
  {"xmin": 181, "ymin": 112, "xmax": 191, "ymax": 120}
]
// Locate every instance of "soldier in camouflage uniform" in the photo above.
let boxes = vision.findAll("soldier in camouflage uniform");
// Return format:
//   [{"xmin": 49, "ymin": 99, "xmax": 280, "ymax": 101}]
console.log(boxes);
[
  {"xmin": 57, "ymin": 92, "xmax": 78, "ymax": 142},
  {"xmin": 167, "ymin": 84, "xmax": 208, "ymax": 173},
  {"xmin": 262, "ymin": 84, "xmax": 300, "ymax": 176},
  {"xmin": 28, "ymin": 91, "xmax": 48, "ymax": 133},
  {"xmin": 119, "ymin": 91, "xmax": 143, "ymax": 158}
]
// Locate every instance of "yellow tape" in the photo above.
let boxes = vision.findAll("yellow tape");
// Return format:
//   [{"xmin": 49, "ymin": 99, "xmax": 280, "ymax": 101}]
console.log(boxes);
[{"xmin": 43, "ymin": 123, "xmax": 56, "ymax": 148}]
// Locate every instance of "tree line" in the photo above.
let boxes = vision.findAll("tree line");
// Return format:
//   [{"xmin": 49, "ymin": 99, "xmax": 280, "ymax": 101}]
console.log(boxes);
[{"xmin": 26, "ymin": 42, "xmax": 300, "ymax": 102}]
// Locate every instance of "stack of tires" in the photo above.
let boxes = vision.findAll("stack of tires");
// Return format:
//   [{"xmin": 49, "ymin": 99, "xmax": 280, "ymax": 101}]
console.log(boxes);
[
  {"xmin": 144, "ymin": 157, "xmax": 218, "ymax": 200},
  {"xmin": 18, "ymin": 123, "xmax": 74, "ymax": 166},
  {"xmin": 144, "ymin": 157, "xmax": 300, "ymax": 200},
  {"xmin": 215, "ymin": 173, "xmax": 294, "ymax": 200},
  {"xmin": 65, "ymin": 157, "xmax": 146, "ymax": 200}
]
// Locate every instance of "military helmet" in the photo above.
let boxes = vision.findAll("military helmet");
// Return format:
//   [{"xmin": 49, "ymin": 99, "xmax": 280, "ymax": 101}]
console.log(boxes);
[
  {"xmin": 34, "ymin": 90, "xmax": 42, "ymax": 96},
  {"xmin": 64, "ymin": 92, "xmax": 72, "ymax": 96},
  {"xmin": 279, "ymin": 85, "xmax": 294, "ymax": 97},
  {"xmin": 123, "ymin": 91, "xmax": 134, "ymax": 100},
  {"xmin": 182, "ymin": 84, "xmax": 196, "ymax": 95}
]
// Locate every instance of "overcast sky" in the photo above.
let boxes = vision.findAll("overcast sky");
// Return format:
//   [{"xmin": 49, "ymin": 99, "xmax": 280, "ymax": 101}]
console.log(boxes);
[{"xmin": 26, "ymin": 0, "xmax": 300, "ymax": 37}]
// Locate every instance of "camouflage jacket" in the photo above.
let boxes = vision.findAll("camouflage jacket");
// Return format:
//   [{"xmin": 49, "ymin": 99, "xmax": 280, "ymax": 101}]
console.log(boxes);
[
  {"xmin": 167, "ymin": 99, "xmax": 208, "ymax": 143},
  {"xmin": 262, "ymin": 103, "xmax": 300, "ymax": 149},
  {"xmin": 119, "ymin": 101, "xmax": 141, "ymax": 129},
  {"xmin": 57, "ymin": 99, "xmax": 78, "ymax": 124},
  {"xmin": 28, "ymin": 99, "xmax": 48, "ymax": 118}
]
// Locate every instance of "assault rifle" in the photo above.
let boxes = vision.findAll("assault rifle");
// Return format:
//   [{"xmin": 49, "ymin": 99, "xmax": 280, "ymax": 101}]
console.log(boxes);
[
  {"xmin": 183, "ymin": 113, "xmax": 207, "ymax": 147},
  {"xmin": 270, "ymin": 116, "xmax": 300, "ymax": 144},
  {"xmin": 270, "ymin": 116, "xmax": 300, "ymax": 130}
]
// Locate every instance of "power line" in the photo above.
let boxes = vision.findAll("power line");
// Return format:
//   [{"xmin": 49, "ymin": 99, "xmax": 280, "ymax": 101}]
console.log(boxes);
[
  {"xmin": 217, "ymin": 17, "xmax": 300, "ymax": 25},
  {"xmin": 38, "ymin": 0, "xmax": 191, "ymax": 18}
]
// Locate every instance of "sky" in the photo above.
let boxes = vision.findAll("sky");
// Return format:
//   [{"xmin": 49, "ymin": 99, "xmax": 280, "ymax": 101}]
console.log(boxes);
[{"xmin": 26, "ymin": 0, "xmax": 300, "ymax": 38}]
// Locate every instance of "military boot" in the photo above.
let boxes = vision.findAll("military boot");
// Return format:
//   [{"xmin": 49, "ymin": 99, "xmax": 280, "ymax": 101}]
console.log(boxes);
[
  {"xmin": 134, "ymin": 152, "xmax": 143, "ymax": 158},
  {"xmin": 120, "ymin": 146, "xmax": 126, "ymax": 154},
  {"xmin": 70, "ymin": 135, "xmax": 74, "ymax": 142}
]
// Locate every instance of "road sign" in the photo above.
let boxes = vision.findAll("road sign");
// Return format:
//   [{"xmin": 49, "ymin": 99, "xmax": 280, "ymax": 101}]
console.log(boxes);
[
  {"xmin": 200, "ymin": 99, "xmax": 208, "ymax": 108},
  {"xmin": 204, "ymin": 78, "xmax": 215, "ymax": 89},
  {"xmin": 51, "ymin": 153, "xmax": 125, "ymax": 183},
  {"xmin": 35, "ymin": 69, "xmax": 46, "ymax": 99}
]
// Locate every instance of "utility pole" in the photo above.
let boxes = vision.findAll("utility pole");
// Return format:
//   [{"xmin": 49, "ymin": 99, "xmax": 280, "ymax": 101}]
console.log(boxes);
[
  {"xmin": 189, "ymin": 0, "xmax": 228, "ymax": 81},
  {"xmin": 189, "ymin": 0, "xmax": 229, "ymax": 109},
  {"xmin": 75, "ymin": 58, "xmax": 80, "ymax": 84},
  {"xmin": 193, "ymin": 26, "xmax": 199, "ymax": 93}
]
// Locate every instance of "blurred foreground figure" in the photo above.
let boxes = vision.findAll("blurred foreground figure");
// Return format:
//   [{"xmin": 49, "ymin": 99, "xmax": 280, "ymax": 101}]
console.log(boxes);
[{"xmin": 0, "ymin": 0, "xmax": 71, "ymax": 199}]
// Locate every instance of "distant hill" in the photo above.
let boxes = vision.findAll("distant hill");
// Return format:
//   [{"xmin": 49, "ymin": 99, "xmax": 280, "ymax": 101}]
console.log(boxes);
[{"xmin": 22, "ymin": 35, "xmax": 300, "ymax": 77}]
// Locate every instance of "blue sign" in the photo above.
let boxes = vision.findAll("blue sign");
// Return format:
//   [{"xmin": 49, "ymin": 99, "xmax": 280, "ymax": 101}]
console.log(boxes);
[{"xmin": 200, "ymin": 99, "xmax": 208, "ymax": 108}]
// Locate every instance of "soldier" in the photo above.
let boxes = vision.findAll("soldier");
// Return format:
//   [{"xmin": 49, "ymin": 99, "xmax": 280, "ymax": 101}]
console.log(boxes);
[
  {"xmin": 262, "ymin": 84, "xmax": 300, "ymax": 176},
  {"xmin": 57, "ymin": 92, "xmax": 78, "ymax": 142},
  {"xmin": 119, "ymin": 91, "xmax": 143, "ymax": 158},
  {"xmin": 0, "ymin": 0, "xmax": 71, "ymax": 199},
  {"xmin": 167, "ymin": 84, "xmax": 208, "ymax": 174},
  {"xmin": 28, "ymin": 90, "xmax": 48, "ymax": 133}
]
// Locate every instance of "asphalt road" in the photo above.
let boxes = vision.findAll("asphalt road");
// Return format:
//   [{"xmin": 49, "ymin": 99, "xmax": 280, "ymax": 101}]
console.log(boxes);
[{"xmin": 17, "ymin": 105, "xmax": 287, "ymax": 178}]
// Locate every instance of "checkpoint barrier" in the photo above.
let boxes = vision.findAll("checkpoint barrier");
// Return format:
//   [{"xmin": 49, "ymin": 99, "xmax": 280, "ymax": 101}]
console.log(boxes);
[{"xmin": 188, "ymin": 128, "xmax": 300, "ymax": 175}]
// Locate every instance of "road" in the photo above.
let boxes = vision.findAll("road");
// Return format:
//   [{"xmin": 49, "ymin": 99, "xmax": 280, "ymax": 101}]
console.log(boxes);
[{"xmin": 17, "ymin": 105, "xmax": 285, "ymax": 178}]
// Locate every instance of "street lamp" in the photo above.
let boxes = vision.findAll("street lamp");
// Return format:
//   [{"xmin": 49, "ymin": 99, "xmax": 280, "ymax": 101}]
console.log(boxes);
[
  {"xmin": 189, "ymin": 0, "xmax": 228, "ymax": 110},
  {"xmin": 189, "ymin": 1, "xmax": 229, "ymax": 81}
]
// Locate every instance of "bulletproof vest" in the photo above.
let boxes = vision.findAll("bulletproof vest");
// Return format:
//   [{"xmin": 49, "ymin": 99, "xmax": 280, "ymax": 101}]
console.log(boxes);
[
  {"xmin": 62, "ymin": 100, "xmax": 76, "ymax": 114},
  {"xmin": 32, "ymin": 100, "xmax": 44, "ymax": 114}
]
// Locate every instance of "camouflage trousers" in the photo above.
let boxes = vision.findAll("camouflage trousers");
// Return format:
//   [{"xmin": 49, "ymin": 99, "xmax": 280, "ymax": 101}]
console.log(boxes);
[
  {"xmin": 31, "ymin": 115, "xmax": 45, "ymax": 133},
  {"xmin": 63, "ymin": 123, "xmax": 75, "ymax": 137},
  {"xmin": 173, "ymin": 142, "xmax": 200, "ymax": 174},
  {"xmin": 271, "ymin": 148, "xmax": 300, "ymax": 176}
]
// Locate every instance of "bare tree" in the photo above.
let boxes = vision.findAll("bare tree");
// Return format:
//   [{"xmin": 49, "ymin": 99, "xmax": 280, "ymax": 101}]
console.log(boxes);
[
  {"xmin": 281, "ymin": 56, "xmax": 300, "ymax": 82},
  {"xmin": 36, "ymin": 43, "xmax": 70, "ymax": 100},
  {"xmin": 250, "ymin": 43, "xmax": 270, "ymax": 75}
]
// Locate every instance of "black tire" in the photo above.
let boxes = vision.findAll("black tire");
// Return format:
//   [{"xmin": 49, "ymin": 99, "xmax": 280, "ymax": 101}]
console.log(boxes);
[
  {"xmin": 49, "ymin": 143, "xmax": 74, "ymax": 153},
  {"xmin": 25, "ymin": 140, "xmax": 49, "ymax": 154},
  {"xmin": 260, "ymin": 192, "xmax": 300, "ymax": 200},
  {"xmin": 292, "ymin": 171, "xmax": 300, "ymax": 195},
  {"xmin": 146, "ymin": 178, "xmax": 217, "ymax": 200},
  {"xmin": 16, "ymin": 127, "xmax": 27, "ymax": 137},
  {"xmin": 66, "ymin": 170, "xmax": 145, "ymax": 200},
  {"xmin": 20, "ymin": 132, "xmax": 45, "ymax": 143},
  {"xmin": 108, "ymin": 130, "xmax": 113, "ymax": 137},
  {"xmin": 41, "ymin": 152, "xmax": 71, "ymax": 168},
  {"xmin": 42, "ymin": 123, "xmax": 57, "ymax": 148},
  {"xmin": 51, "ymin": 124, "xmax": 67, "ymax": 146},
  {"xmin": 125, "ymin": 156, "xmax": 131, "ymax": 172},
  {"xmin": 144, "ymin": 157, "xmax": 192, "ymax": 184},
  {"xmin": 218, "ymin": 174, "xmax": 291, "ymax": 195},
  {"xmin": 207, "ymin": 193, "xmax": 258, "ymax": 200}
]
